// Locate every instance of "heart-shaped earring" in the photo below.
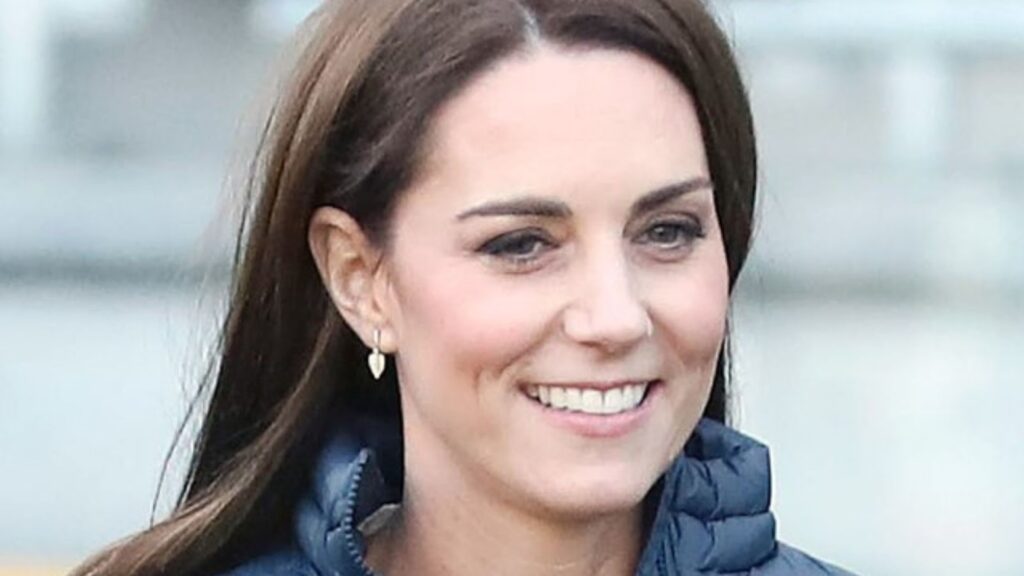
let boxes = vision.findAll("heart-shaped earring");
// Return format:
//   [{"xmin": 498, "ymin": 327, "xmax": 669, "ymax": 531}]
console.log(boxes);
[{"xmin": 367, "ymin": 328, "xmax": 386, "ymax": 380}]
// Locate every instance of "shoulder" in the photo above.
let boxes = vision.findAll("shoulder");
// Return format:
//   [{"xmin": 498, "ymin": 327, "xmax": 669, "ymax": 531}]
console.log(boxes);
[
  {"xmin": 751, "ymin": 542, "xmax": 857, "ymax": 576},
  {"xmin": 214, "ymin": 546, "xmax": 320, "ymax": 576}
]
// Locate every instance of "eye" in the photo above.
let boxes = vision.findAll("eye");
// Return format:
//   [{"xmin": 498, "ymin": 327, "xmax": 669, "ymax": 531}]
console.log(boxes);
[
  {"xmin": 636, "ymin": 218, "xmax": 705, "ymax": 251},
  {"xmin": 477, "ymin": 229, "xmax": 555, "ymax": 266}
]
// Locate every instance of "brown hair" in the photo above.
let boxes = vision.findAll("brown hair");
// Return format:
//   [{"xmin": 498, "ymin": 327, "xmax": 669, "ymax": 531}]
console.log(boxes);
[{"xmin": 71, "ymin": 0, "xmax": 755, "ymax": 574}]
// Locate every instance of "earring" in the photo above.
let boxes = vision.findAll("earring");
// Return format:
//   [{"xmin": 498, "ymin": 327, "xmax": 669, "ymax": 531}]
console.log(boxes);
[
  {"xmin": 644, "ymin": 317, "xmax": 653, "ymax": 338},
  {"xmin": 367, "ymin": 328, "xmax": 386, "ymax": 380}
]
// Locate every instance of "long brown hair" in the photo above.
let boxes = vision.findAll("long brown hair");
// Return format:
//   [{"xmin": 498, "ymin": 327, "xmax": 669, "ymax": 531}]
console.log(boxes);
[{"xmin": 72, "ymin": 1, "xmax": 756, "ymax": 574}]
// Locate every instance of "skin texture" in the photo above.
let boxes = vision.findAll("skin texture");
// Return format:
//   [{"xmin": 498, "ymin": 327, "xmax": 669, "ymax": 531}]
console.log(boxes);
[{"xmin": 308, "ymin": 45, "xmax": 730, "ymax": 576}]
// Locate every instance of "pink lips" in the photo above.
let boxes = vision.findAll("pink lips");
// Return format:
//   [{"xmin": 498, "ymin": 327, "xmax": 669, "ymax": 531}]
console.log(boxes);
[{"xmin": 524, "ymin": 380, "xmax": 661, "ymax": 438}]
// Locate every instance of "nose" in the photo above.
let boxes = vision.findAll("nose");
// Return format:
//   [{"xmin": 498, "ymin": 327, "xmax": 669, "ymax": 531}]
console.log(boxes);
[{"xmin": 562, "ymin": 248, "xmax": 652, "ymax": 353}]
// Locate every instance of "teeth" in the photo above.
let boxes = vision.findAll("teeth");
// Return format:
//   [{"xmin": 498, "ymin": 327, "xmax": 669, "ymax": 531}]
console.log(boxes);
[
  {"xmin": 620, "ymin": 385, "xmax": 634, "ymax": 407},
  {"xmin": 565, "ymin": 388, "xmax": 582, "ymax": 411},
  {"xmin": 528, "ymin": 382, "xmax": 649, "ymax": 415},
  {"xmin": 603, "ymin": 388, "xmax": 623, "ymax": 414},
  {"xmin": 550, "ymin": 387, "xmax": 567, "ymax": 409},
  {"xmin": 581, "ymin": 389, "xmax": 602, "ymax": 413},
  {"xmin": 631, "ymin": 384, "xmax": 646, "ymax": 405}
]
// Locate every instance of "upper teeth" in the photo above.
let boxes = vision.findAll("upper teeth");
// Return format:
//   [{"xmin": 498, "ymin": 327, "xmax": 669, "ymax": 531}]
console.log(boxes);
[{"xmin": 527, "ymin": 382, "xmax": 649, "ymax": 415}]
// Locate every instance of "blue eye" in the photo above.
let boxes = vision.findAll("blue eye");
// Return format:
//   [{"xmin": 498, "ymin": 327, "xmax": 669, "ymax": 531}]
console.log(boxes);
[
  {"xmin": 639, "ymin": 219, "xmax": 705, "ymax": 249},
  {"xmin": 477, "ymin": 230, "xmax": 554, "ymax": 263}
]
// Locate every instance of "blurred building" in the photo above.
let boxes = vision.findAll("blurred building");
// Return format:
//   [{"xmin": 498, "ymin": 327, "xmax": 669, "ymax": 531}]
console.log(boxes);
[{"xmin": 1, "ymin": 1, "xmax": 1021, "ymax": 574}]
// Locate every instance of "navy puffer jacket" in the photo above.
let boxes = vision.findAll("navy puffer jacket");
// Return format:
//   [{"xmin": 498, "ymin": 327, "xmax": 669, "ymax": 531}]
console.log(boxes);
[{"xmin": 222, "ymin": 417, "xmax": 854, "ymax": 575}]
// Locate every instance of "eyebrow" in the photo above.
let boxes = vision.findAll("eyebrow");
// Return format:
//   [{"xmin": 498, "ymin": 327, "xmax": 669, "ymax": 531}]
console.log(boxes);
[{"xmin": 455, "ymin": 177, "xmax": 712, "ymax": 221}]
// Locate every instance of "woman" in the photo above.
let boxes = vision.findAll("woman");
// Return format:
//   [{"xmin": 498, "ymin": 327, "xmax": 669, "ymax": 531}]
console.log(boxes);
[{"xmin": 73, "ymin": 0, "xmax": 854, "ymax": 574}]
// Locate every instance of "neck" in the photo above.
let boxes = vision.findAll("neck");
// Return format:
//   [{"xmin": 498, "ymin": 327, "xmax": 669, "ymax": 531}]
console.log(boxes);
[
  {"xmin": 378, "ymin": 492, "xmax": 642, "ymax": 576},
  {"xmin": 367, "ymin": 442, "xmax": 644, "ymax": 576}
]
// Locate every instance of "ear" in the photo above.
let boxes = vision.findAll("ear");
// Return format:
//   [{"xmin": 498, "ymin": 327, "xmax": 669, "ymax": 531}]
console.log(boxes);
[{"xmin": 308, "ymin": 206, "xmax": 395, "ymax": 352}]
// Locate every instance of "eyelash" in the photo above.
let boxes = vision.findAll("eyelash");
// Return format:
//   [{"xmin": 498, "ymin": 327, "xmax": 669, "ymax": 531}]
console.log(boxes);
[
  {"xmin": 476, "ymin": 217, "xmax": 706, "ymax": 270},
  {"xmin": 636, "ymin": 218, "xmax": 706, "ymax": 250},
  {"xmin": 477, "ymin": 228, "xmax": 554, "ymax": 267}
]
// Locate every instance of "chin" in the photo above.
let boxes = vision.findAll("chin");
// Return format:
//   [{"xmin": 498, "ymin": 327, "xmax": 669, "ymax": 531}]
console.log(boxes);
[{"xmin": 522, "ymin": 461, "xmax": 663, "ymax": 521}]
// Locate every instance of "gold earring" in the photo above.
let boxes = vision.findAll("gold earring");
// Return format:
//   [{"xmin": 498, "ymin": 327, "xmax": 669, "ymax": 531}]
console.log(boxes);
[{"xmin": 368, "ymin": 328, "xmax": 386, "ymax": 380}]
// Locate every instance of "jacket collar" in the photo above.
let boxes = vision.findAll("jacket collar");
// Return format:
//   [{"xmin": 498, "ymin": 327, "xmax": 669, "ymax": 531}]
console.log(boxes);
[
  {"xmin": 635, "ymin": 418, "xmax": 777, "ymax": 574},
  {"xmin": 293, "ymin": 417, "xmax": 777, "ymax": 576}
]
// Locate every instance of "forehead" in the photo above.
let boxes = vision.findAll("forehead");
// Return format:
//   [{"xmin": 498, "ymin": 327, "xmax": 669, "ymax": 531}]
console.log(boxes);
[{"xmin": 412, "ymin": 45, "xmax": 709, "ymax": 209}]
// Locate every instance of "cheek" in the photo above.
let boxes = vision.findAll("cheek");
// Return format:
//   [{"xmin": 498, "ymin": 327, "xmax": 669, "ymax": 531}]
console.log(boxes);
[
  {"xmin": 650, "ymin": 250, "xmax": 730, "ymax": 366},
  {"xmin": 390, "ymin": 252, "xmax": 555, "ymax": 383}
]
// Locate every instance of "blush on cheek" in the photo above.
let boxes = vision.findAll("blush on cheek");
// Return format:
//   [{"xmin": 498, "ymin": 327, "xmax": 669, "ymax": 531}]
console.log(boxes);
[
  {"xmin": 394, "ymin": 259, "xmax": 554, "ymax": 383},
  {"xmin": 650, "ymin": 270, "xmax": 729, "ymax": 363},
  {"xmin": 680, "ymin": 293, "xmax": 728, "ymax": 349}
]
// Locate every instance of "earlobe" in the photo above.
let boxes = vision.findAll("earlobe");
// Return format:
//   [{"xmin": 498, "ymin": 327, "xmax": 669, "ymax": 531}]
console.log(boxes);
[{"xmin": 308, "ymin": 206, "xmax": 389, "ymax": 347}]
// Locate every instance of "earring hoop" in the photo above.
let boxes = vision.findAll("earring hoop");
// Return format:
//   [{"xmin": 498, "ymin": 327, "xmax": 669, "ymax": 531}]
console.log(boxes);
[{"xmin": 367, "ymin": 328, "xmax": 386, "ymax": 380}]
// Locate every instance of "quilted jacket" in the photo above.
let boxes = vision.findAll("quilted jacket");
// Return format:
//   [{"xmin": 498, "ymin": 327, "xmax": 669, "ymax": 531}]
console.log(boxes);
[{"xmin": 221, "ymin": 417, "xmax": 854, "ymax": 575}]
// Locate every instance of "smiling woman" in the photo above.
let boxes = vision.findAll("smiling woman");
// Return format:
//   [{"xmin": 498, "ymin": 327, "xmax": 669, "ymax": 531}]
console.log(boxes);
[
  {"xmin": 323, "ymin": 48, "xmax": 732, "ymax": 540},
  {"xmin": 71, "ymin": 1, "xmax": 852, "ymax": 575}
]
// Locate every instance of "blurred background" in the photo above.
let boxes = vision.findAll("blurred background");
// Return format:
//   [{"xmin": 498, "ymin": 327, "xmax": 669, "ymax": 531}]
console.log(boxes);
[{"xmin": 1, "ymin": 0, "xmax": 1022, "ymax": 574}]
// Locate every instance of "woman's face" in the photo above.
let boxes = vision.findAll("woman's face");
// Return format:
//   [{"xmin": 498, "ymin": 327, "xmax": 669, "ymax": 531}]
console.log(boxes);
[{"xmin": 379, "ymin": 46, "xmax": 729, "ymax": 519}]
